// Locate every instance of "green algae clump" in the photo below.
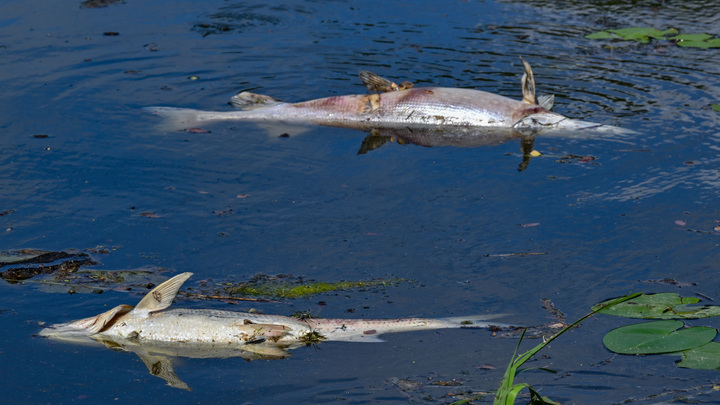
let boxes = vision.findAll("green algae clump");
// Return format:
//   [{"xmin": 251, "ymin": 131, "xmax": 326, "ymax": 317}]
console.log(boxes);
[{"xmin": 226, "ymin": 274, "xmax": 405, "ymax": 299}]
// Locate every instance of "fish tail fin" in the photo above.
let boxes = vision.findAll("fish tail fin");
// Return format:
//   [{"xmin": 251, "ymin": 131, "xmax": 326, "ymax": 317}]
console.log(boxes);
[
  {"xmin": 229, "ymin": 91, "xmax": 284, "ymax": 109},
  {"xmin": 440, "ymin": 314, "xmax": 514, "ymax": 328},
  {"xmin": 143, "ymin": 106, "xmax": 217, "ymax": 131},
  {"xmin": 132, "ymin": 272, "xmax": 193, "ymax": 317}
]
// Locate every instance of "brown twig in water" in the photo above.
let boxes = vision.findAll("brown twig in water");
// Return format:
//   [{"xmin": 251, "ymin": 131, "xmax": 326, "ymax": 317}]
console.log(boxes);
[{"xmin": 483, "ymin": 252, "xmax": 548, "ymax": 257}]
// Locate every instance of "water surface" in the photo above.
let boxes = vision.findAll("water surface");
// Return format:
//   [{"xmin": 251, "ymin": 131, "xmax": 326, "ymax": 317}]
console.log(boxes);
[{"xmin": 2, "ymin": 0, "xmax": 720, "ymax": 403}]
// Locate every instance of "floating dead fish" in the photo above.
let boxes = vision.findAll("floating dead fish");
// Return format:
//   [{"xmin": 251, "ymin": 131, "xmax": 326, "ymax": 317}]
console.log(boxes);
[
  {"xmin": 40, "ymin": 272, "xmax": 510, "ymax": 390},
  {"xmin": 145, "ymin": 58, "xmax": 634, "ymax": 141}
]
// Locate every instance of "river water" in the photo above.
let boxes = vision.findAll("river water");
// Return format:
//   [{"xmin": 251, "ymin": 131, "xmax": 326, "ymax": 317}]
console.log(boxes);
[{"xmin": 2, "ymin": 0, "xmax": 720, "ymax": 403}]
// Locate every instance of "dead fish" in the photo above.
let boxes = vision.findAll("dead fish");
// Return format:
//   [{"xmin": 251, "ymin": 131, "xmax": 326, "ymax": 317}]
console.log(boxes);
[
  {"xmin": 144, "ymin": 58, "xmax": 633, "ymax": 137},
  {"xmin": 39, "ymin": 272, "xmax": 510, "ymax": 390},
  {"xmin": 39, "ymin": 272, "xmax": 507, "ymax": 344}
]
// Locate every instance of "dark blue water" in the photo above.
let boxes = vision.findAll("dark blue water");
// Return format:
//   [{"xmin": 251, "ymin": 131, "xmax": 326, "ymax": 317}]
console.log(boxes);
[{"xmin": 2, "ymin": 0, "xmax": 720, "ymax": 403}]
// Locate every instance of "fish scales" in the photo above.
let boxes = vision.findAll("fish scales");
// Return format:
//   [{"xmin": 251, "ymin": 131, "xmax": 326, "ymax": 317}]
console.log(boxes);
[
  {"xmin": 230, "ymin": 88, "xmax": 538, "ymax": 129},
  {"xmin": 109, "ymin": 308, "xmax": 313, "ymax": 344}
]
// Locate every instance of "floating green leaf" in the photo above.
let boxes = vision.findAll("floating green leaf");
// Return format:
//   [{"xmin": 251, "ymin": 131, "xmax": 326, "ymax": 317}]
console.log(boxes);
[
  {"xmin": 676, "ymin": 38, "xmax": 720, "ymax": 48},
  {"xmin": 607, "ymin": 27, "xmax": 678, "ymax": 43},
  {"xmin": 677, "ymin": 342, "xmax": 720, "ymax": 370},
  {"xmin": 671, "ymin": 33, "xmax": 713, "ymax": 42},
  {"xmin": 593, "ymin": 293, "xmax": 720, "ymax": 319},
  {"xmin": 584, "ymin": 31, "xmax": 619, "ymax": 40},
  {"xmin": 712, "ymin": 104, "xmax": 720, "ymax": 113},
  {"xmin": 603, "ymin": 320, "xmax": 716, "ymax": 355},
  {"xmin": 586, "ymin": 27, "xmax": 720, "ymax": 48}
]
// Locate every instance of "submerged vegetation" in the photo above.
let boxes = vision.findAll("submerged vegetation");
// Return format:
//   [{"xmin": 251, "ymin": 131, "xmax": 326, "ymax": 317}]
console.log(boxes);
[
  {"xmin": 225, "ymin": 273, "xmax": 406, "ymax": 299},
  {"xmin": 1, "ymin": 249, "xmax": 405, "ymax": 299}
]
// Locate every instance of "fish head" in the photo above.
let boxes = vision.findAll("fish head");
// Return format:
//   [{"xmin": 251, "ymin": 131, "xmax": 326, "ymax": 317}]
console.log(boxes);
[
  {"xmin": 39, "ymin": 304, "xmax": 133, "ymax": 341},
  {"xmin": 514, "ymin": 111, "xmax": 637, "ymax": 136}
]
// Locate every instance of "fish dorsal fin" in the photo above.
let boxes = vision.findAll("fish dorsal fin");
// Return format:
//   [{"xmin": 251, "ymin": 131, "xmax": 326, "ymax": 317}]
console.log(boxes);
[
  {"xmin": 229, "ymin": 91, "xmax": 284, "ymax": 110},
  {"xmin": 359, "ymin": 71, "xmax": 414, "ymax": 93},
  {"xmin": 519, "ymin": 57, "xmax": 537, "ymax": 105},
  {"xmin": 132, "ymin": 272, "xmax": 193, "ymax": 317}
]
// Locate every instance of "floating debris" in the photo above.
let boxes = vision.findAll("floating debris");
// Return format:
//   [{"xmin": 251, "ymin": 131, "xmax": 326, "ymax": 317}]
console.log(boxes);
[
  {"xmin": 81, "ymin": 0, "xmax": 124, "ymax": 8},
  {"xmin": 0, "ymin": 250, "xmax": 95, "ymax": 283}
]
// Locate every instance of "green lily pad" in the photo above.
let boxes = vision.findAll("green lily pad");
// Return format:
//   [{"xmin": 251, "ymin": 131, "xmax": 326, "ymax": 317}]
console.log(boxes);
[
  {"xmin": 587, "ymin": 28, "xmax": 720, "ymax": 48},
  {"xmin": 677, "ymin": 38, "xmax": 720, "ymax": 48},
  {"xmin": 586, "ymin": 27, "xmax": 679, "ymax": 43},
  {"xmin": 604, "ymin": 320, "xmax": 716, "ymax": 355},
  {"xmin": 593, "ymin": 293, "xmax": 720, "ymax": 319},
  {"xmin": 585, "ymin": 31, "xmax": 619, "ymax": 40},
  {"xmin": 677, "ymin": 342, "xmax": 720, "ymax": 370},
  {"xmin": 712, "ymin": 104, "xmax": 720, "ymax": 113},
  {"xmin": 671, "ymin": 33, "xmax": 713, "ymax": 42},
  {"xmin": 608, "ymin": 27, "xmax": 678, "ymax": 43}
]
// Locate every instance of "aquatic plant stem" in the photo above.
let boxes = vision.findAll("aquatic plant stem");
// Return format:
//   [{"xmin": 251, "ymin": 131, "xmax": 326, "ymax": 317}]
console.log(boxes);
[{"xmin": 494, "ymin": 292, "xmax": 641, "ymax": 405}]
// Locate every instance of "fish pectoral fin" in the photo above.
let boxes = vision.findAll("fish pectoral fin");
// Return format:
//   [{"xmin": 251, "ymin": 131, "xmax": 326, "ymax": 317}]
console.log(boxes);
[
  {"xmin": 358, "ymin": 70, "xmax": 413, "ymax": 93},
  {"xmin": 247, "ymin": 323, "xmax": 291, "ymax": 342},
  {"xmin": 86, "ymin": 304, "xmax": 134, "ymax": 334},
  {"xmin": 230, "ymin": 91, "xmax": 284, "ymax": 110},
  {"xmin": 357, "ymin": 132, "xmax": 395, "ymax": 155},
  {"xmin": 135, "ymin": 351, "xmax": 191, "ymax": 391},
  {"xmin": 519, "ymin": 57, "xmax": 537, "ymax": 105},
  {"xmin": 133, "ymin": 272, "xmax": 193, "ymax": 317},
  {"xmin": 233, "ymin": 322, "xmax": 291, "ymax": 343},
  {"xmin": 537, "ymin": 94, "xmax": 555, "ymax": 110},
  {"xmin": 359, "ymin": 70, "xmax": 395, "ymax": 92},
  {"xmin": 327, "ymin": 334, "xmax": 385, "ymax": 343},
  {"xmin": 241, "ymin": 343, "xmax": 292, "ymax": 359}
]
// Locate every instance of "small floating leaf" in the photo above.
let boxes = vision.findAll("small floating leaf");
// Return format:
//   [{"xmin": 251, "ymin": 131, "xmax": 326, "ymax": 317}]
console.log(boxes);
[
  {"xmin": 585, "ymin": 31, "xmax": 619, "ymax": 40},
  {"xmin": 712, "ymin": 104, "xmax": 720, "ymax": 113},
  {"xmin": 594, "ymin": 293, "xmax": 720, "ymax": 319},
  {"xmin": 677, "ymin": 342, "xmax": 720, "ymax": 370},
  {"xmin": 607, "ymin": 27, "xmax": 677, "ymax": 43},
  {"xmin": 671, "ymin": 33, "xmax": 713, "ymax": 42},
  {"xmin": 603, "ymin": 320, "xmax": 716, "ymax": 355},
  {"xmin": 679, "ymin": 38, "xmax": 720, "ymax": 48},
  {"xmin": 586, "ymin": 27, "xmax": 681, "ymax": 43}
]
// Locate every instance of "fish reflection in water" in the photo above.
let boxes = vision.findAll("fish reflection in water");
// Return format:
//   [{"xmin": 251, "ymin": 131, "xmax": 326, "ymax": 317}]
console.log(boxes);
[
  {"xmin": 40, "ymin": 273, "xmax": 511, "ymax": 390},
  {"xmin": 146, "ymin": 59, "xmax": 635, "ymax": 170}
]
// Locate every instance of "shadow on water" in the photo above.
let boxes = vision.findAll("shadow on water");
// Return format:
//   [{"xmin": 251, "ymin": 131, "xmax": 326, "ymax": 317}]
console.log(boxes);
[{"xmin": 2, "ymin": 0, "xmax": 720, "ymax": 403}]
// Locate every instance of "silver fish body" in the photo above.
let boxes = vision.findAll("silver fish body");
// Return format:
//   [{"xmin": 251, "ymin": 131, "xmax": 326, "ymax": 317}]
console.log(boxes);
[
  {"xmin": 145, "ymin": 61, "xmax": 634, "ymax": 137},
  {"xmin": 40, "ymin": 272, "xmax": 507, "ymax": 346},
  {"xmin": 146, "ymin": 87, "xmax": 557, "ymax": 130},
  {"xmin": 39, "ymin": 272, "xmax": 509, "ymax": 390}
]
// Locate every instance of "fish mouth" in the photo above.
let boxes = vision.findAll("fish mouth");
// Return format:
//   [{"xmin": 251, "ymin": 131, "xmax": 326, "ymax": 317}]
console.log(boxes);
[
  {"xmin": 38, "ymin": 323, "xmax": 97, "ymax": 343},
  {"xmin": 514, "ymin": 112, "xmax": 637, "ymax": 136}
]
